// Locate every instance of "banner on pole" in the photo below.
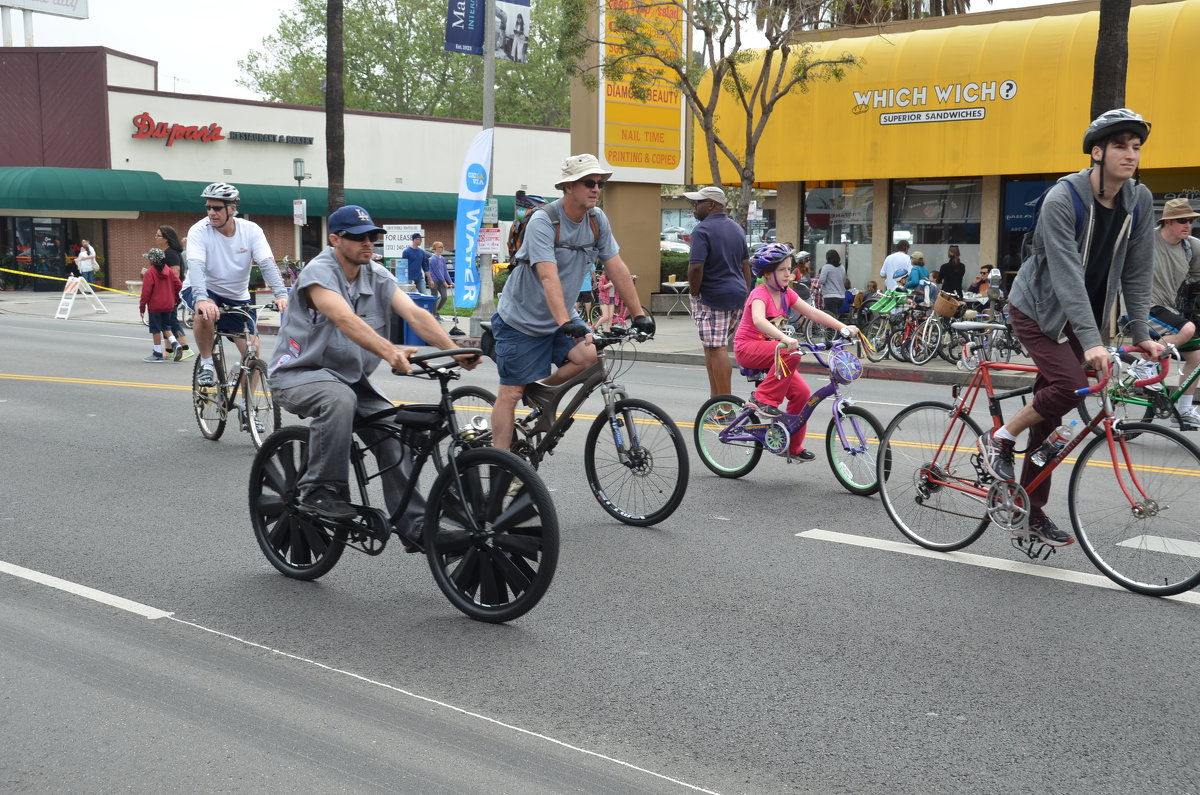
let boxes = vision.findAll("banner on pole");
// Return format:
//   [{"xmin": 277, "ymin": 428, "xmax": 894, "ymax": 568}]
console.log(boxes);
[
  {"xmin": 444, "ymin": 0, "xmax": 485, "ymax": 56},
  {"xmin": 293, "ymin": 199, "xmax": 306, "ymax": 225},
  {"xmin": 494, "ymin": 0, "xmax": 530, "ymax": 63},
  {"xmin": 453, "ymin": 128, "xmax": 493, "ymax": 309}
]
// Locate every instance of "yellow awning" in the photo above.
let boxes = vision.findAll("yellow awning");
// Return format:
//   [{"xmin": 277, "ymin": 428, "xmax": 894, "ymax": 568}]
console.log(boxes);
[{"xmin": 695, "ymin": 0, "xmax": 1199, "ymax": 183}]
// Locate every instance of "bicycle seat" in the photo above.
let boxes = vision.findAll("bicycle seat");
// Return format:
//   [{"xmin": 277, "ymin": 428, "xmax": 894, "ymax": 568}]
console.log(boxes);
[
  {"xmin": 739, "ymin": 366, "xmax": 767, "ymax": 384},
  {"xmin": 952, "ymin": 321, "xmax": 1008, "ymax": 332}
]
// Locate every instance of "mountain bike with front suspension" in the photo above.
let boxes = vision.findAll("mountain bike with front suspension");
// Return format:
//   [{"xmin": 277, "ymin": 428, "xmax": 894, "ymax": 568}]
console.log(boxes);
[{"xmin": 451, "ymin": 326, "xmax": 689, "ymax": 527}]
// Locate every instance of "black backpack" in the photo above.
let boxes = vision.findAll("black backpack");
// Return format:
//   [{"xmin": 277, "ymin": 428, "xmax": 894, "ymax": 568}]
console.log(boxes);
[{"xmin": 508, "ymin": 200, "xmax": 600, "ymax": 267}]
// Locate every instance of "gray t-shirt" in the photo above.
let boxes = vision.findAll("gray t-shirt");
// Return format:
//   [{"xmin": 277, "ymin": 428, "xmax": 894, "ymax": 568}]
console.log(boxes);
[
  {"xmin": 1151, "ymin": 232, "xmax": 1200, "ymax": 308},
  {"xmin": 498, "ymin": 200, "xmax": 619, "ymax": 336},
  {"xmin": 268, "ymin": 246, "xmax": 397, "ymax": 398}
]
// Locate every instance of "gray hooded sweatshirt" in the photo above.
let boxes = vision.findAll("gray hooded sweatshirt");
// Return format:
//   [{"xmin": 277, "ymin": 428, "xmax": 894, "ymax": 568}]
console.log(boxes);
[{"xmin": 1008, "ymin": 167, "xmax": 1154, "ymax": 351}]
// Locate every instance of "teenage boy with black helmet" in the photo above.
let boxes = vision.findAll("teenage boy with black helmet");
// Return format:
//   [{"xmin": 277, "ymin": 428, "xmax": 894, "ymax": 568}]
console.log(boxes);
[{"xmin": 976, "ymin": 109, "xmax": 1162, "ymax": 547}]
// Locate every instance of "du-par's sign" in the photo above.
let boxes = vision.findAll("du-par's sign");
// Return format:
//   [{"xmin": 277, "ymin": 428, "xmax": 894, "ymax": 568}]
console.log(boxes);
[{"xmin": 3, "ymin": 0, "xmax": 89, "ymax": 19}]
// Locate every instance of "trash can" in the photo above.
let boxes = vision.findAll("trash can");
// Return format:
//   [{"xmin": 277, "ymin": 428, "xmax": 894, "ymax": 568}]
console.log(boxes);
[{"xmin": 390, "ymin": 291, "xmax": 439, "ymax": 345}]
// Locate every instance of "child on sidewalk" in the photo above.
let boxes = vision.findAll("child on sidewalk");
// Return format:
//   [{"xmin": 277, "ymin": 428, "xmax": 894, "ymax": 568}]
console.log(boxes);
[
  {"xmin": 138, "ymin": 248, "xmax": 192, "ymax": 362},
  {"xmin": 733, "ymin": 243, "xmax": 857, "ymax": 460}
]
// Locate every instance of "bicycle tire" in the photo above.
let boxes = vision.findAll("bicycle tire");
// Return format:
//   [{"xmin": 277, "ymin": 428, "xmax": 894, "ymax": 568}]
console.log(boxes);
[
  {"xmin": 583, "ymin": 397, "xmax": 688, "ymax": 526},
  {"xmin": 694, "ymin": 395, "xmax": 762, "ymax": 478},
  {"xmin": 906, "ymin": 316, "xmax": 943, "ymax": 366},
  {"xmin": 424, "ymin": 448, "xmax": 558, "ymax": 622},
  {"xmin": 863, "ymin": 316, "xmax": 890, "ymax": 363},
  {"xmin": 249, "ymin": 426, "xmax": 348, "ymax": 580},
  {"xmin": 825, "ymin": 404, "xmax": 885, "ymax": 496},
  {"xmin": 940, "ymin": 328, "xmax": 967, "ymax": 365},
  {"xmin": 878, "ymin": 401, "xmax": 990, "ymax": 550},
  {"xmin": 244, "ymin": 360, "xmax": 282, "ymax": 449},
  {"xmin": 887, "ymin": 328, "xmax": 910, "ymax": 362},
  {"xmin": 802, "ymin": 318, "xmax": 822, "ymax": 347},
  {"xmin": 1069, "ymin": 422, "xmax": 1200, "ymax": 596},
  {"xmin": 193, "ymin": 338, "xmax": 227, "ymax": 440},
  {"xmin": 433, "ymin": 385, "xmax": 497, "ymax": 472}
]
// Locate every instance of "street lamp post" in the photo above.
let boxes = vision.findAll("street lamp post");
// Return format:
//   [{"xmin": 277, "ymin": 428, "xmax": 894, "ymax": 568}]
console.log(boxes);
[{"xmin": 293, "ymin": 158, "xmax": 307, "ymax": 266}]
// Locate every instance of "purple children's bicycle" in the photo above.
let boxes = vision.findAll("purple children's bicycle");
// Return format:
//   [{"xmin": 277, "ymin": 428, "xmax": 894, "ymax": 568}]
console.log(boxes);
[{"xmin": 693, "ymin": 336, "xmax": 885, "ymax": 496}]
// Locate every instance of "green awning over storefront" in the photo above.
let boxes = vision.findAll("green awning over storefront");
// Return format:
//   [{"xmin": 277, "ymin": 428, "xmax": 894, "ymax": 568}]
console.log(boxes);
[{"xmin": 0, "ymin": 167, "xmax": 518, "ymax": 221}]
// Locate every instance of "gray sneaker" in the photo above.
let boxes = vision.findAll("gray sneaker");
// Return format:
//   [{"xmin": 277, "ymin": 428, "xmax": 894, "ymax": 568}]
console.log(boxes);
[
  {"xmin": 976, "ymin": 430, "xmax": 1016, "ymax": 482},
  {"xmin": 1028, "ymin": 515, "xmax": 1074, "ymax": 547},
  {"xmin": 196, "ymin": 363, "xmax": 217, "ymax": 386},
  {"xmin": 143, "ymin": 352, "xmax": 164, "ymax": 362}
]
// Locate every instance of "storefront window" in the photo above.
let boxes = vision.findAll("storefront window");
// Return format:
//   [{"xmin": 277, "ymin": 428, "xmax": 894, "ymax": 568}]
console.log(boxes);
[
  {"xmin": 889, "ymin": 178, "xmax": 983, "ymax": 277},
  {"xmin": 2, "ymin": 217, "xmax": 105, "ymax": 291},
  {"xmin": 804, "ymin": 181, "xmax": 873, "ymax": 286}
]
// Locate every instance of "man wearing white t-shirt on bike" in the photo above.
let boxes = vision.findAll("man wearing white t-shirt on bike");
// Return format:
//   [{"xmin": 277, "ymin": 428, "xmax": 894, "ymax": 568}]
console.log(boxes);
[{"xmin": 183, "ymin": 183, "xmax": 290, "ymax": 404}]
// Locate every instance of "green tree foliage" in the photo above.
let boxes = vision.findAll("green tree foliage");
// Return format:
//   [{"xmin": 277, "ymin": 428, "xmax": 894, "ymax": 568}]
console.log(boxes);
[{"xmin": 238, "ymin": 0, "xmax": 576, "ymax": 127}]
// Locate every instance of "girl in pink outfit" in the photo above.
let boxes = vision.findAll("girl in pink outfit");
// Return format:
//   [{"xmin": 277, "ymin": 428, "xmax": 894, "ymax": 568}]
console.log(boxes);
[{"xmin": 733, "ymin": 243, "xmax": 856, "ymax": 457}]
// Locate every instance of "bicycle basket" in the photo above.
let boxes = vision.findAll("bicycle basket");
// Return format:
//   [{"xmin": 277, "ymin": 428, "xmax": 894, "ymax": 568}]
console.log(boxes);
[
  {"xmin": 933, "ymin": 292, "xmax": 962, "ymax": 318},
  {"xmin": 828, "ymin": 349, "xmax": 863, "ymax": 384}
]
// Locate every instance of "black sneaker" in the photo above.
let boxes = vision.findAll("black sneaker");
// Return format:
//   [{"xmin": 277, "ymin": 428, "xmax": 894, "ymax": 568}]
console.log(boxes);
[
  {"xmin": 1028, "ymin": 515, "xmax": 1074, "ymax": 547},
  {"xmin": 750, "ymin": 395, "xmax": 783, "ymax": 418},
  {"xmin": 792, "ymin": 449, "xmax": 816, "ymax": 462},
  {"xmin": 299, "ymin": 486, "xmax": 356, "ymax": 521},
  {"xmin": 977, "ymin": 430, "xmax": 1016, "ymax": 482}
]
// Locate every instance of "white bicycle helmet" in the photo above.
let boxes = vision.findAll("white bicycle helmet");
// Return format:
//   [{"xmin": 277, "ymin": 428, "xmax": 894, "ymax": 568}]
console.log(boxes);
[{"xmin": 200, "ymin": 182, "xmax": 240, "ymax": 202}]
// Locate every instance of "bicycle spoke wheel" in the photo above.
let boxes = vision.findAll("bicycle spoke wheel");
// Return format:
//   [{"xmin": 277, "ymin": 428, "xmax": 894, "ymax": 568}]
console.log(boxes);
[
  {"xmin": 940, "ymin": 329, "xmax": 966, "ymax": 365},
  {"xmin": 826, "ymin": 405, "xmax": 885, "ymax": 496},
  {"xmin": 249, "ymin": 426, "xmax": 347, "ymax": 580},
  {"xmin": 907, "ymin": 317, "xmax": 942, "ymax": 366},
  {"xmin": 584, "ymin": 398, "xmax": 688, "ymax": 526},
  {"xmin": 887, "ymin": 329, "xmax": 910, "ymax": 362},
  {"xmin": 193, "ymin": 342, "xmax": 227, "ymax": 440},
  {"xmin": 244, "ymin": 360, "xmax": 281, "ymax": 449},
  {"xmin": 878, "ymin": 401, "xmax": 990, "ymax": 550},
  {"xmin": 694, "ymin": 395, "xmax": 762, "ymax": 478},
  {"xmin": 433, "ymin": 385, "xmax": 497, "ymax": 472},
  {"xmin": 863, "ymin": 317, "xmax": 890, "ymax": 362},
  {"xmin": 1069, "ymin": 422, "xmax": 1200, "ymax": 596},
  {"xmin": 425, "ymin": 448, "xmax": 558, "ymax": 622}
]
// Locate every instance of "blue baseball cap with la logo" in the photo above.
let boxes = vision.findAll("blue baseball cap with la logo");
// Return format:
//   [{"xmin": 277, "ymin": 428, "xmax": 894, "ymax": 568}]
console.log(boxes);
[{"xmin": 329, "ymin": 205, "xmax": 385, "ymax": 235}]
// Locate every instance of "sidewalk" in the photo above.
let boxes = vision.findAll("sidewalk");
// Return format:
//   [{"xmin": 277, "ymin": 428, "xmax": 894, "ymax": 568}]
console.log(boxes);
[{"xmin": 0, "ymin": 287, "xmax": 1035, "ymax": 388}]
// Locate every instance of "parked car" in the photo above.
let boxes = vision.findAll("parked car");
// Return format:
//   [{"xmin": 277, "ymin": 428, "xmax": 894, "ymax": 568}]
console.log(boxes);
[{"xmin": 660, "ymin": 238, "xmax": 690, "ymax": 254}]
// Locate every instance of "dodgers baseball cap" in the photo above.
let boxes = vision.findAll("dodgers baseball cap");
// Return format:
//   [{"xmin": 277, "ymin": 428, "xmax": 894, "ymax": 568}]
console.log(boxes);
[{"xmin": 328, "ymin": 205, "xmax": 385, "ymax": 235}]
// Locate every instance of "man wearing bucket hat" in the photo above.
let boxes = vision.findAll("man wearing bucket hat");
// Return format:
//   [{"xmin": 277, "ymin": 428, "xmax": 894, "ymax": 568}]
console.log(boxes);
[
  {"xmin": 1146, "ymin": 198, "xmax": 1200, "ymax": 427},
  {"xmin": 684, "ymin": 185, "xmax": 752, "ymax": 397},
  {"xmin": 491, "ymin": 153, "xmax": 651, "ymax": 452},
  {"xmin": 268, "ymin": 205, "xmax": 478, "ymax": 543}
]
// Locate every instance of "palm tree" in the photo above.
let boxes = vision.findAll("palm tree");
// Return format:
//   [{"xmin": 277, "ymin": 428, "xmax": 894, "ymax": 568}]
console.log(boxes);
[{"xmin": 326, "ymin": 0, "xmax": 345, "ymax": 211}]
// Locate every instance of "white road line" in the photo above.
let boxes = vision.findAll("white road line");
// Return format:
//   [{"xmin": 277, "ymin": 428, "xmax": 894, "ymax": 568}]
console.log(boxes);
[
  {"xmin": 796, "ymin": 529, "xmax": 1200, "ymax": 605},
  {"xmin": 0, "ymin": 559, "xmax": 719, "ymax": 793},
  {"xmin": 0, "ymin": 559, "xmax": 173, "ymax": 619}
]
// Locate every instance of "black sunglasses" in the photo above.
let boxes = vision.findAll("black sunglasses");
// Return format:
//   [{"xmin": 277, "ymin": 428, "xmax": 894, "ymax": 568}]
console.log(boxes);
[
  {"xmin": 578, "ymin": 178, "xmax": 606, "ymax": 189},
  {"xmin": 337, "ymin": 230, "xmax": 381, "ymax": 243},
  {"xmin": 205, "ymin": 203, "xmax": 229, "ymax": 212}
]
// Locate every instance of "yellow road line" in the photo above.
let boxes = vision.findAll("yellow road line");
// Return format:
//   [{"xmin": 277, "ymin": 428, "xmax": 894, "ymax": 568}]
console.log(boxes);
[{"xmin": 0, "ymin": 373, "xmax": 192, "ymax": 391}]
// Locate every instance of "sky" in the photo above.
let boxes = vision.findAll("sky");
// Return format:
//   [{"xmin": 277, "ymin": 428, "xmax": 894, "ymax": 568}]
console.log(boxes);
[{"xmin": 13, "ymin": 0, "xmax": 1060, "ymax": 102}]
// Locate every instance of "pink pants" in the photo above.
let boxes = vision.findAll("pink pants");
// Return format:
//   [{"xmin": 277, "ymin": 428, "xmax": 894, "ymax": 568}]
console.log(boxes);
[{"xmin": 735, "ymin": 339, "xmax": 812, "ymax": 454}]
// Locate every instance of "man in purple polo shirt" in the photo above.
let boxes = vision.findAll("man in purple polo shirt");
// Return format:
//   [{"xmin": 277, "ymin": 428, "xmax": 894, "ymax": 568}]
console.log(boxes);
[{"xmin": 685, "ymin": 186, "xmax": 753, "ymax": 396}]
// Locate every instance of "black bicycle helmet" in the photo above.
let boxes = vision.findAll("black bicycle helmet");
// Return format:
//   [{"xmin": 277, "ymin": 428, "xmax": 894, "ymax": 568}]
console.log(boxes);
[
  {"xmin": 200, "ymin": 182, "xmax": 240, "ymax": 202},
  {"xmin": 749, "ymin": 242, "xmax": 794, "ymax": 276},
  {"xmin": 1082, "ymin": 108, "xmax": 1151, "ymax": 154}
]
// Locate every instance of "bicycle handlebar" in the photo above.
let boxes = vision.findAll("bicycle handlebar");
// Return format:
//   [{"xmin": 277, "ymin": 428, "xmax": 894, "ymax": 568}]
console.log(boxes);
[
  {"xmin": 391, "ymin": 347, "xmax": 484, "ymax": 377},
  {"xmin": 1074, "ymin": 345, "xmax": 1175, "ymax": 395}
]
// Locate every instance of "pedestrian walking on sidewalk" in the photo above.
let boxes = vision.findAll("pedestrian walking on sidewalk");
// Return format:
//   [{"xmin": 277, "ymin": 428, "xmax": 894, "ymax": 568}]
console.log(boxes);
[{"xmin": 138, "ymin": 248, "xmax": 191, "ymax": 362}]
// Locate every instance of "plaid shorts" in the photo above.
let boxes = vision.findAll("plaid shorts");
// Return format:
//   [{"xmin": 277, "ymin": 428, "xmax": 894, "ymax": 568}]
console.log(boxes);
[{"xmin": 693, "ymin": 302, "xmax": 741, "ymax": 348}]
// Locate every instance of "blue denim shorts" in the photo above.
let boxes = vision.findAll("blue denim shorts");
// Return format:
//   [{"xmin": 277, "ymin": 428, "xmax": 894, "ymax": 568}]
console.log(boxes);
[
  {"xmin": 147, "ymin": 311, "xmax": 179, "ymax": 334},
  {"xmin": 491, "ymin": 312, "xmax": 575, "ymax": 386}
]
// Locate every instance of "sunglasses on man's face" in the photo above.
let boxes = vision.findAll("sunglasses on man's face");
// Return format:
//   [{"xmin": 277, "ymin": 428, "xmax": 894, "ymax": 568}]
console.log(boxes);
[
  {"xmin": 578, "ymin": 179, "xmax": 606, "ymax": 189},
  {"xmin": 205, "ymin": 204, "xmax": 228, "ymax": 213},
  {"xmin": 338, "ymin": 230, "xmax": 381, "ymax": 243},
  {"xmin": 1172, "ymin": 218, "xmax": 1194, "ymax": 225}
]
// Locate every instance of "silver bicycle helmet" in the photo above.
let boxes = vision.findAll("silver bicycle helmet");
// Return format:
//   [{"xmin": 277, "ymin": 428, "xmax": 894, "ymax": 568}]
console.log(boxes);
[
  {"xmin": 200, "ymin": 182, "xmax": 240, "ymax": 202},
  {"xmin": 1083, "ymin": 108, "xmax": 1150, "ymax": 154}
]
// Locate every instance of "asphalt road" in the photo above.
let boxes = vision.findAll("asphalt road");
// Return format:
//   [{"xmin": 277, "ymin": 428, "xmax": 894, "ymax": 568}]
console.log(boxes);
[{"xmin": 2, "ymin": 312, "xmax": 1198, "ymax": 794}]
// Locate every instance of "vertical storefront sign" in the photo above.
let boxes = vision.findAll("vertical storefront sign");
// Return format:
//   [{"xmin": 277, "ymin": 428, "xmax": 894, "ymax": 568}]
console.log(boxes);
[
  {"xmin": 445, "ymin": 0, "xmax": 485, "ymax": 56},
  {"xmin": 454, "ymin": 129, "xmax": 493, "ymax": 309},
  {"xmin": 598, "ymin": 0, "xmax": 686, "ymax": 184}
]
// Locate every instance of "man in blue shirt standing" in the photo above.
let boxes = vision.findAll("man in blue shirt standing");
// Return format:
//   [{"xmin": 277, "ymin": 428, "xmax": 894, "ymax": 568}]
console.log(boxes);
[
  {"xmin": 685, "ymin": 186, "xmax": 752, "ymax": 397},
  {"xmin": 400, "ymin": 232, "xmax": 431, "ymax": 294}
]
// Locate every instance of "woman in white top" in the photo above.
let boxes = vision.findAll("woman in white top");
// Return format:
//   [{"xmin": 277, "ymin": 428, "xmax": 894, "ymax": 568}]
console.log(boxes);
[{"xmin": 76, "ymin": 239, "xmax": 97, "ymax": 283}]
